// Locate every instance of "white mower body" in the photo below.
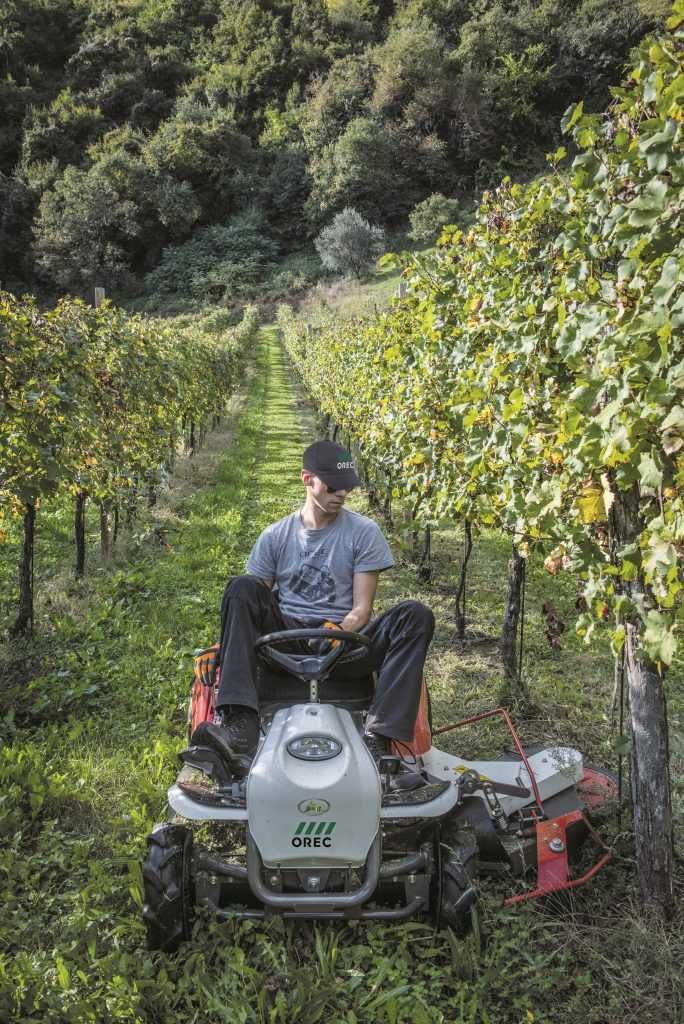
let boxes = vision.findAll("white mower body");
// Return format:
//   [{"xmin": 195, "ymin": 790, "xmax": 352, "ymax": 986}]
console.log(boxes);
[{"xmin": 247, "ymin": 704, "xmax": 381, "ymax": 868}]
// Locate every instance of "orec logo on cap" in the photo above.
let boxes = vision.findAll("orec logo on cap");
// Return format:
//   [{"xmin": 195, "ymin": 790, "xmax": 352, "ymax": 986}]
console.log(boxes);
[{"xmin": 302, "ymin": 441, "xmax": 360, "ymax": 488}]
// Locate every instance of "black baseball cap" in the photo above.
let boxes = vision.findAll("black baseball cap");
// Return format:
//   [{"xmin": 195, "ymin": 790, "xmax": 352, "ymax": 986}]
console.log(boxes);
[{"xmin": 302, "ymin": 440, "xmax": 360, "ymax": 491}]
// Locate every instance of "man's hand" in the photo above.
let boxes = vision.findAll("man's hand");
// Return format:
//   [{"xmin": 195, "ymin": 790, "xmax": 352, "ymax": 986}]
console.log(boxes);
[
  {"xmin": 339, "ymin": 572, "xmax": 378, "ymax": 632},
  {"xmin": 194, "ymin": 643, "xmax": 220, "ymax": 686},
  {"xmin": 322, "ymin": 620, "xmax": 342, "ymax": 648}
]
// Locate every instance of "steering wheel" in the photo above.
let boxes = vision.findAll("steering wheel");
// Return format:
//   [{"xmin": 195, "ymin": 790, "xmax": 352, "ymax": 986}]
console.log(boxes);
[{"xmin": 254, "ymin": 628, "xmax": 370, "ymax": 682}]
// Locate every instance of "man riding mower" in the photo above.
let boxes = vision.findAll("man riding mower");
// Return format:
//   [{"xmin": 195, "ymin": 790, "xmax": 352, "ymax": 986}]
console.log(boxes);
[{"xmin": 142, "ymin": 441, "xmax": 616, "ymax": 951}]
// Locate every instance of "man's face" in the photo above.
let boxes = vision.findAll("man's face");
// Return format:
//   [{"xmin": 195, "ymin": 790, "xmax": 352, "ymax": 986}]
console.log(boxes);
[{"xmin": 301, "ymin": 470, "xmax": 353, "ymax": 514}]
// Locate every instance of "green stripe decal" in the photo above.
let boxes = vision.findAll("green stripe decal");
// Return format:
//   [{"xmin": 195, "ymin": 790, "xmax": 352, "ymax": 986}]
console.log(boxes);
[{"xmin": 293, "ymin": 821, "xmax": 337, "ymax": 835}]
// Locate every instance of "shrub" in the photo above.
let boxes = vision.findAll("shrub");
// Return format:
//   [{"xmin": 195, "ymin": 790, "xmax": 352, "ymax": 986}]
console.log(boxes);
[
  {"xmin": 408, "ymin": 192, "xmax": 461, "ymax": 242},
  {"xmin": 143, "ymin": 209, "xmax": 280, "ymax": 306},
  {"xmin": 314, "ymin": 207, "xmax": 385, "ymax": 279}
]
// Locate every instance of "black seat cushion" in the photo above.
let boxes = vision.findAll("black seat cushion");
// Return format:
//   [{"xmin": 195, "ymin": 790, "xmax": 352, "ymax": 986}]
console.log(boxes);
[{"xmin": 256, "ymin": 663, "xmax": 374, "ymax": 713}]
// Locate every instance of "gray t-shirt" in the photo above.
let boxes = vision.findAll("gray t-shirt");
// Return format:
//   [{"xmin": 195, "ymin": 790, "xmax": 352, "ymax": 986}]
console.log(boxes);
[{"xmin": 246, "ymin": 508, "xmax": 394, "ymax": 623}]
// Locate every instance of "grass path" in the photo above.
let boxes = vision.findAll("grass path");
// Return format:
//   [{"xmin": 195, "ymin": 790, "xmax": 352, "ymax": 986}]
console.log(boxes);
[{"xmin": 0, "ymin": 328, "xmax": 681, "ymax": 1024}]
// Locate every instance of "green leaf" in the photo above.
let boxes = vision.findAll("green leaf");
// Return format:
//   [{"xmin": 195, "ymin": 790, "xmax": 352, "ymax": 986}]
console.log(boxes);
[
  {"xmin": 643, "ymin": 609, "xmax": 677, "ymax": 666},
  {"xmin": 661, "ymin": 406, "xmax": 684, "ymax": 454},
  {"xmin": 638, "ymin": 451, "xmax": 663, "ymax": 490},
  {"xmin": 562, "ymin": 100, "xmax": 584, "ymax": 132}
]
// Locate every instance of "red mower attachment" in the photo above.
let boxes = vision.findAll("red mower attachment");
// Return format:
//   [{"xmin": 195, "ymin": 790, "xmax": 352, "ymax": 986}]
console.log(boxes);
[
  {"xmin": 433, "ymin": 707, "xmax": 615, "ymax": 908},
  {"xmin": 503, "ymin": 810, "xmax": 613, "ymax": 906}
]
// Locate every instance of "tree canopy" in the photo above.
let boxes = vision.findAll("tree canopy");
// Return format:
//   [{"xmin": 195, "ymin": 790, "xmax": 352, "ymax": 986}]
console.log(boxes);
[{"xmin": 0, "ymin": 0, "xmax": 665, "ymax": 300}]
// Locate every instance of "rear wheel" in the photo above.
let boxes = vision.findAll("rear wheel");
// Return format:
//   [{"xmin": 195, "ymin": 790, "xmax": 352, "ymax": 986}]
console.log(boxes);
[{"xmin": 142, "ymin": 823, "xmax": 194, "ymax": 952}]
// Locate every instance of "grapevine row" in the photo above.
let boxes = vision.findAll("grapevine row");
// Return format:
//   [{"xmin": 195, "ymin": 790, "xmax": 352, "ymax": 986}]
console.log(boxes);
[
  {"xmin": 0, "ymin": 297, "xmax": 259, "ymax": 632},
  {"xmin": 279, "ymin": 16, "xmax": 683, "ymax": 914}
]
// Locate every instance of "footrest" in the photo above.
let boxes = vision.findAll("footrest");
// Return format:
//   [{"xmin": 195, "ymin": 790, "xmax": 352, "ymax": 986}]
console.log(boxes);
[{"xmin": 179, "ymin": 744, "xmax": 233, "ymax": 787}]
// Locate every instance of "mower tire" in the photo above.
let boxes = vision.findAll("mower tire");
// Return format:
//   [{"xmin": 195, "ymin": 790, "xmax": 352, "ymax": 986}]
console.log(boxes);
[
  {"xmin": 438, "ymin": 847, "xmax": 478, "ymax": 935},
  {"xmin": 432, "ymin": 824, "xmax": 478, "ymax": 935},
  {"xmin": 142, "ymin": 823, "xmax": 194, "ymax": 952}
]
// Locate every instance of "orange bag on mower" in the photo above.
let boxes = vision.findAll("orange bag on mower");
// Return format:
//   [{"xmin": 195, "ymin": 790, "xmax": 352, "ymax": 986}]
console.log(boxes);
[{"xmin": 187, "ymin": 645, "xmax": 220, "ymax": 739}]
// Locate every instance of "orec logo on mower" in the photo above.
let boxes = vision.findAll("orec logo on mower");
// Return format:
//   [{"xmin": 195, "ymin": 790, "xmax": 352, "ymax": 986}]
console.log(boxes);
[
  {"xmin": 292, "ymin": 821, "xmax": 336, "ymax": 848},
  {"xmin": 297, "ymin": 798, "xmax": 330, "ymax": 815}
]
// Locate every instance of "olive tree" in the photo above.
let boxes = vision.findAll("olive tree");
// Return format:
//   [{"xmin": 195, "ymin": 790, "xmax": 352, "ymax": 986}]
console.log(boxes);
[{"xmin": 314, "ymin": 206, "xmax": 385, "ymax": 279}]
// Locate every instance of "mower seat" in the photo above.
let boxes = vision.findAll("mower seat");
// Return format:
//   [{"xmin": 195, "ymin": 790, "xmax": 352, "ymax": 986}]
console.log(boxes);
[{"xmin": 256, "ymin": 662, "xmax": 375, "ymax": 716}]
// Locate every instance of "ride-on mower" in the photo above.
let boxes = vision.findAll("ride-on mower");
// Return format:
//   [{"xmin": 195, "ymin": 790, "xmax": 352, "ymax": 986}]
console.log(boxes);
[{"xmin": 142, "ymin": 628, "xmax": 616, "ymax": 951}]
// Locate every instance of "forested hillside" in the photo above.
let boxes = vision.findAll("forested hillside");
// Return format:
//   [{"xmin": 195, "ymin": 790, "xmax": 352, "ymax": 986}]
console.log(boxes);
[{"xmin": 0, "ymin": 0, "xmax": 667, "ymax": 305}]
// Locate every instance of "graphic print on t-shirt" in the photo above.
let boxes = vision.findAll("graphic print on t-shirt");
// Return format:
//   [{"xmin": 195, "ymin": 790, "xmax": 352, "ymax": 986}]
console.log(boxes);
[{"xmin": 290, "ymin": 561, "xmax": 337, "ymax": 603}]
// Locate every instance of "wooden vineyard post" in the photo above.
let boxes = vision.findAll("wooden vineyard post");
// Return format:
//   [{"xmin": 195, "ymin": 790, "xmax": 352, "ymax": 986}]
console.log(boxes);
[
  {"xmin": 417, "ymin": 524, "xmax": 431, "ymax": 583},
  {"xmin": 611, "ymin": 485, "xmax": 675, "ymax": 916},
  {"xmin": 625, "ymin": 623, "xmax": 674, "ymax": 915},
  {"xmin": 94, "ymin": 287, "xmax": 105, "ymax": 307},
  {"xmin": 450, "ymin": 520, "xmax": 497, "ymax": 649},
  {"xmin": 453, "ymin": 519, "xmax": 473, "ymax": 641}
]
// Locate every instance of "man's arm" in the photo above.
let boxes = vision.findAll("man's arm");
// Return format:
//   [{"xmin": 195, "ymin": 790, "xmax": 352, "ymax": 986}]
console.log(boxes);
[{"xmin": 339, "ymin": 571, "xmax": 379, "ymax": 632}]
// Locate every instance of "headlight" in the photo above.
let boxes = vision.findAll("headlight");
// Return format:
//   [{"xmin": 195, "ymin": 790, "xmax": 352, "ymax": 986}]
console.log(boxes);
[{"xmin": 287, "ymin": 736, "xmax": 343, "ymax": 761}]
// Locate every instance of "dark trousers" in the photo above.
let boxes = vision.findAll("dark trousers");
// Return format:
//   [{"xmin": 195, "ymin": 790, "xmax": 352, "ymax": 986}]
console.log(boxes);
[{"xmin": 217, "ymin": 575, "xmax": 435, "ymax": 742}]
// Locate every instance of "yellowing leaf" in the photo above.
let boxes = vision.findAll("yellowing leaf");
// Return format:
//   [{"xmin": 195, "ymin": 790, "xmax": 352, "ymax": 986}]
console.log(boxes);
[{"xmin": 577, "ymin": 486, "xmax": 606, "ymax": 524}]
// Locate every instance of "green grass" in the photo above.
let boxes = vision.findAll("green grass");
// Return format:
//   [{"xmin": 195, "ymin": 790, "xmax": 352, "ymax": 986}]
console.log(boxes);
[
  {"xmin": 295, "ymin": 260, "xmax": 404, "ymax": 326},
  {"xmin": 0, "ymin": 327, "xmax": 681, "ymax": 1023}
]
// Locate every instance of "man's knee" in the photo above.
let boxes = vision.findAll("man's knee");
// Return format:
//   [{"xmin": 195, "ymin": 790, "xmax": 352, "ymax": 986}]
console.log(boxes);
[
  {"xmin": 223, "ymin": 575, "xmax": 271, "ymax": 602},
  {"xmin": 394, "ymin": 599, "xmax": 435, "ymax": 632}
]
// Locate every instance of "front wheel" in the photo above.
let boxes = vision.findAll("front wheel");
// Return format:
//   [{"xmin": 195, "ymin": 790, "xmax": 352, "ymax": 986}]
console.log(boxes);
[
  {"xmin": 142, "ymin": 823, "xmax": 194, "ymax": 952},
  {"xmin": 438, "ymin": 847, "xmax": 478, "ymax": 935},
  {"xmin": 431, "ymin": 825, "xmax": 478, "ymax": 935}
]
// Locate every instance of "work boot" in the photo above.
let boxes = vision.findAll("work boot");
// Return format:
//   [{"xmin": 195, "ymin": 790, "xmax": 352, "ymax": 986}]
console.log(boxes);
[
  {"xmin": 363, "ymin": 729, "xmax": 391, "ymax": 766},
  {"xmin": 190, "ymin": 705, "xmax": 260, "ymax": 778}
]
